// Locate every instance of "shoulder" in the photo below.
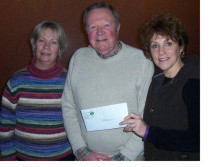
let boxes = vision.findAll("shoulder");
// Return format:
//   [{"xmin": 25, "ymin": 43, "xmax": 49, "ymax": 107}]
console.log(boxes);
[
  {"xmin": 122, "ymin": 42, "xmax": 144, "ymax": 56},
  {"xmin": 73, "ymin": 47, "xmax": 93, "ymax": 57},
  {"xmin": 183, "ymin": 55, "xmax": 200, "ymax": 79},
  {"xmin": 122, "ymin": 42, "xmax": 153, "ymax": 65},
  {"xmin": 15, "ymin": 67, "xmax": 28, "ymax": 74},
  {"xmin": 121, "ymin": 42, "xmax": 154, "ymax": 75},
  {"xmin": 183, "ymin": 79, "xmax": 200, "ymax": 93},
  {"xmin": 57, "ymin": 67, "xmax": 68, "ymax": 79},
  {"xmin": 5, "ymin": 67, "xmax": 28, "ymax": 88},
  {"xmin": 182, "ymin": 78, "xmax": 200, "ymax": 104},
  {"xmin": 69, "ymin": 46, "xmax": 94, "ymax": 64},
  {"xmin": 10, "ymin": 67, "xmax": 28, "ymax": 80}
]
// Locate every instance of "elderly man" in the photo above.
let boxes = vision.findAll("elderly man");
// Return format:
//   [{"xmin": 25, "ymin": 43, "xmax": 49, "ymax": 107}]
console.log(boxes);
[{"xmin": 62, "ymin": 2, "xmax": 154, "ymax": 161}]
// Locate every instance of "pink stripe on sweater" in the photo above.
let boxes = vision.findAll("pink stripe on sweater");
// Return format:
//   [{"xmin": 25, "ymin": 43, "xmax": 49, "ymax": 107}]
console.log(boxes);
[
  {"xmin": 0, "ymin": 126, "xmax": 14, "ymax": 132},
  {"xmin": 3, "ymin": 89, "xmax": 19, "ymax": 104},
  {"xmin": 20, "ymin": 91, "xmax": 62, "ymax": 99},
  {"xmin": 16, "ymin": 124, "xmax": 65, "ymax": 134},
  {"xmin": 1, "ymin": 155, "xmax": 16, "ymax": 161}
]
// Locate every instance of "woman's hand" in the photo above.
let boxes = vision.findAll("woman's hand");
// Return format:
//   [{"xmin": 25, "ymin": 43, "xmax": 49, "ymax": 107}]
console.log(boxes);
[{"xmin": 119, "ymin": 113, "xmax": 147, "ymax": 137}]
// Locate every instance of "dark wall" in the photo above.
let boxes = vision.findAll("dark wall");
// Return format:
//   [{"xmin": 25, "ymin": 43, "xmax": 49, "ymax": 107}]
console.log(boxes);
[{"xmin": 0, "ymin": 0, "xmax": 200, "ymax": 98}]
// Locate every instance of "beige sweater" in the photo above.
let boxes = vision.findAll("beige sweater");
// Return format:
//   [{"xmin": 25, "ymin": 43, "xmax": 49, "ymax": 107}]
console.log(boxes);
[{"xmin": 62, "ymin": 42, "xmax": 154, "ymax": 160}]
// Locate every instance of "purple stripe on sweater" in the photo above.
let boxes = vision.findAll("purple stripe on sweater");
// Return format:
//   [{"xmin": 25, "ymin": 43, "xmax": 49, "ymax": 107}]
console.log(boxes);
[
  {"xmin": 16, "ymin": 109, "xmax": 62, "ymax": 117},
  {"xmin": 15, "ymin": 137, "xmax": 69, "ymax": 149}
]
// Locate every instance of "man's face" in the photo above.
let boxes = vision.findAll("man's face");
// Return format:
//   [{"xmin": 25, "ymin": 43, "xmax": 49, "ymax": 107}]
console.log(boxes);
[{"xmin": 85, "ymin": 8, "xmax": 120, "ymax": 57}]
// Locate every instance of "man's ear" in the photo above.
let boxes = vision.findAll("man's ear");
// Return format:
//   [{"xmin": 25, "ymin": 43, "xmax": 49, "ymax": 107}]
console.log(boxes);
[{"xmin": 117, "ymin": 24, "xmax": 120, "ymax": 34}]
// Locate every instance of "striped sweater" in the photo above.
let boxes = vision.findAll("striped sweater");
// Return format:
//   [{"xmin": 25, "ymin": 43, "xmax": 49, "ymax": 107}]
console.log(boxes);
[{"xmin": 0, "ymin": 57, "xmax": 73, "ymax": 160}]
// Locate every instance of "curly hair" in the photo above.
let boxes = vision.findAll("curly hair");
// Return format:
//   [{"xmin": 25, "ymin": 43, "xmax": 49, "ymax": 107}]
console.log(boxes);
[{"xmin": 140, "ymin": 13, "xmax": 189, "ymax": 59}]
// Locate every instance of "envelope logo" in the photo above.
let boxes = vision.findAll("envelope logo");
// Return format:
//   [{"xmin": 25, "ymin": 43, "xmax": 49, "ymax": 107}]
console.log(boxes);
[
  {"xmin": 84, "ymin": 111, "xmax": 94, "ymax": 119},
  {"xmin": 90, "ymin": 111, "xmax": 94, "ymax": 115}
]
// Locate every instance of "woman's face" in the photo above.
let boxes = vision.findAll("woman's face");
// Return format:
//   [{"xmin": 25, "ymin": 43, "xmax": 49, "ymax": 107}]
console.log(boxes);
[
  {"xmin": 150, "ymin": 34, "xmax": 184, "ymax": 77},
  {"xmin": 34, "ymin": 28, "xmax": 59, "ymax": 70}
]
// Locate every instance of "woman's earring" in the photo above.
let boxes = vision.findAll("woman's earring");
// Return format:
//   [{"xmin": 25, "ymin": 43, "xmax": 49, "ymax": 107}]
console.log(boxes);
[
  {"xmin": 180, "ymin": 51, "xmax": 185, "ymax": 58},
  {"xmin": 149, "ymin": 57, "xmax": 153, "ymax": 61},
  {"xmin": 58, "ymin": 50, "xmax": 61, "ymax": 58}
]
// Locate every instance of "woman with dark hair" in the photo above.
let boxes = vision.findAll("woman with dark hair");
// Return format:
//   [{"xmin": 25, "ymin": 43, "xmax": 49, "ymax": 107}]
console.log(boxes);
[
  {"xmin": 120, "ymin": 13, "xmax": 200, "ymax": 160},
  {"xmin": 0, "ymin": 20, "xmax": 74, "ymax": 160}
]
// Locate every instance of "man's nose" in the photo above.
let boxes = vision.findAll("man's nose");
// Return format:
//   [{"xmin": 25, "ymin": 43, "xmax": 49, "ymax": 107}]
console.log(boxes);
[{"xmin": 96, "ymin": 26, "xmax": 104, "ymax": 35}]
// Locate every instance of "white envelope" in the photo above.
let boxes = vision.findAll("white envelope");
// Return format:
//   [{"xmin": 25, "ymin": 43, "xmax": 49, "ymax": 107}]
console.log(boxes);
[{"xmin": 81, "ymin": 103, "xmax": 128, "ymax": 132}]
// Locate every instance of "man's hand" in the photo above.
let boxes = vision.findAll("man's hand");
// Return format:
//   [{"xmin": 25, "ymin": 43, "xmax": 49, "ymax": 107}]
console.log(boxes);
[
  {"xmin": 104, "ymin": 156, "xmax": 115, "ymax": 161},
  {"xmin": 83, "ymin": 152, "xmax": 109, "ymax": 161}
]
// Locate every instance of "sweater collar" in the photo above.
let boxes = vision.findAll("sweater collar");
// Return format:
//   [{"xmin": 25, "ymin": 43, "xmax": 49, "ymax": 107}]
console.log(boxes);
[
  {"xmin": 95, "ymin": 41, "xmax": 122, "ymax": 59},
  {"xmin": 27, "ymin": 56, "xmax": 63, "ymax": 79}
]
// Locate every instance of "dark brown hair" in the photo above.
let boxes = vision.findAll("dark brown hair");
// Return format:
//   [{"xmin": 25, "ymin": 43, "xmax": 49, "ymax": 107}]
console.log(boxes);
[{"xmin": 140, "ymin": 13, "xmax": 189, "ymax": 59}]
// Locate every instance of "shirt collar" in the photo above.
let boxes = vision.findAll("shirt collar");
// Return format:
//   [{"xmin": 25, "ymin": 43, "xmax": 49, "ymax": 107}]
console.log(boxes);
[{"xmin": 96, "ymin": 41, "xmax": 122, "ymax": 59}]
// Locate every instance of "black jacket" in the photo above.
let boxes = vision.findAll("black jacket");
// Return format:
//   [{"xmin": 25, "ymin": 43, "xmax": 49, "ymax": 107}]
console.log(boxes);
[{"xmin": 143, "ymin": 56, "xmax": 200, "ymax": 161}]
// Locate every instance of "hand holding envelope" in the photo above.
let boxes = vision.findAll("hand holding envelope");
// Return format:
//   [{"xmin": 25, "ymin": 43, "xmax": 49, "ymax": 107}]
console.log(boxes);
[{"xmin": 81, "ymin": 103, "xmax": 128, "ymax": 132}]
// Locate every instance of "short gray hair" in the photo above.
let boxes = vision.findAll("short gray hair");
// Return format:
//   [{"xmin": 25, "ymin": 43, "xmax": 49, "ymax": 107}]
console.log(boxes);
[
  {"xmin": 83, "ymin": 2, "xmax": 120, "ymax": 28},
  {"xmin": 30, "ymin": 20, "xmax": 67, "ymax": 58}
]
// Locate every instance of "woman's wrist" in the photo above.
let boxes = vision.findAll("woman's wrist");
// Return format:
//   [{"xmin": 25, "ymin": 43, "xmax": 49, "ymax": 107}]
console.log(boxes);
[{"xmin": 143, "ymin": 125, "xmax": 150, "ymax": 141}]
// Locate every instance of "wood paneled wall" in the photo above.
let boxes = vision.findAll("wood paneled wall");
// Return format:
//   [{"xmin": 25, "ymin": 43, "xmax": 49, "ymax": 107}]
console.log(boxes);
[{"xmin": 0, "ymin": 0, "xmax": 200, "ymax": 160}]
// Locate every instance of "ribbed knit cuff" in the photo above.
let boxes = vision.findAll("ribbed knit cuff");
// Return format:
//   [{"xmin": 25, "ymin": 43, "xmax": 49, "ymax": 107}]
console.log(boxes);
[{"xmin": 143, "ymin": 125, "xmax": 150, "ymax": 141}]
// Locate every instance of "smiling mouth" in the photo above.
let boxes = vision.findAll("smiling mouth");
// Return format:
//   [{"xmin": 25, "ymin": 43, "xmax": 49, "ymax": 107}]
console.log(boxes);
[
  {"xmin": 96, "ymin": 38, "xmax": 107, "ymax": 42},
  {"xmin": 159, "ymin": 57, "xmax": 170, "ymax": 62},
  {"xmin": 41, "ymin": 52, "xmax": 51, "ymax": 56}
]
